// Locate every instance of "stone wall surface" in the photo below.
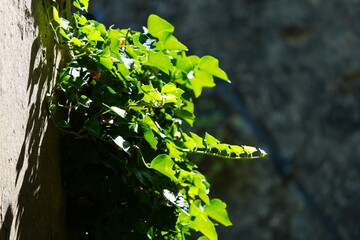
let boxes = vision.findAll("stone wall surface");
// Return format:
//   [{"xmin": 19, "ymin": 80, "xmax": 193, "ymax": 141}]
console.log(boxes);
[
  {"xmin": 0, "ymin": 0, "xmax": 66, "ymax": 239},
  {"xmin": 89, "ymin": 1, "xmax": 360, "ymax": 240}
]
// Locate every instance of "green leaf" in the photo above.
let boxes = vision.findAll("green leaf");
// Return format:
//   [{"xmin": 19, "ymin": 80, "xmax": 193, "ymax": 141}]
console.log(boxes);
[
  {"xmin": 88, "ymin": 30, "xmax": 104, "ymax": 41},
  {"xmin": 59, "ymin": 28, "xmax": 70, "ymax": 40},
  {"xmin": 106, "ymin": 86, "xmax": 116, "ymax": 94},
  {"xmin": 189, "ymin": 70, "xmax": 215, "ymax": 98},
  {"xmin": 99, "ymin": 57, "xmax": 113, "ymax": 70},
  {"xmin": 182, "ymin": 133, "xmax": 196, "ymax": 151},
  {"xmin": 229, "ymin": 145, "xmax": 244, "ymax": 155},
  {"xmin": 204, "ymin": 199, "xmax": 232, "ymax": 227},
  {"xmin": 73, "ymin": 0, "xmax": 89, "ymax": 11},
  {"xmin": 163, "ymin": 35, "xmax": 187, "ymax": 50},
  {"xmin": 166, "ymin": 142, "xmax": 183, "ymax": 159},
  {"xmin": 150, "ymin": 154, "xmax": 177, "ymax": 181},
  {"xmin": 204, "ymin": 133, "xmax": 220, "ymax": 148},
  {"xmin": 79, "ymin": 0, "xmax": 89, "ymax": 11},
  {"xmin": 70, "ymin": 37, "xmax": 83, "ymax": 46},
  {"xmin": 161, "ymin": 83, "xmax": 178, "ymax": 94},
  {"xmin": 147, "ymin": 14, "xmax": 174, "ymax": 39},
  {"xmin": 175, "ymin": 109, "xmax": 195, "ymax": 126},
  {"xmin": 198, "ymin": 189, "xmax": 210, "ymax": 205},
  {"xmin": 95, "ymin": 22, "xmax": 107, "ymax": 37},
  {"xmin": 176, "ymin": 55, "xmax": 194, "ymax": 73},
  {"xmin": 108, "ymin": 29, "xmax": 122, "ymax": 59},
  {"xmin": 198, "ymin": 237, "xmax": 209, "ymax": 240},
  {"xmin": 162, "ymin": 83, "xmax": 184, "ymax": 105},
  {"xmin": 189, "ymin": 200, "xmax": 217, "ymax": 240},
  {"xmin": 190, "ymin": 132, "xmax": 206, "ymax": 149},
  {"xmin": 143, "ymin": 129, "xmax": 158, "ymax": 150},
  {"xmin": 141, "ymin": 84, "xmax": 162, "ymax": 103},
  {"xmin": 78, "ymin": 95, "xmax": 92, "ymax": 108},
  {"xmin": 198, "ymin": 56, "xmax": 229, "ymax": 81},
  {"xmin": 74, "ymin": 13, "xmax": 88, "ymax": 25},
  {"xmin": 110, "ymin": 106, "xmax": 127, "ymax": 118},
  {"xmin": 80, "ymin": 25, "xmax": 95, "ymax": 34},
  {"xmin": 142, "ymin": 115, "xmax": 163, "ymax": 136},
  {"xmin": 188, "ymin": 55, "xmax": 200, "ymax": 65},
  {"xmin": 52, "ymin": 6, "xmax": 60, "ymax": 25},
  {"xmin": 242, "ymin": 145, "xmax": 267, "ymax": 158},
  {"xmin": 146, "ymin": 51, "xmax": 173, "ymax": 74},
  {"xmin": 116, "ymin": 62, "xmax": 131, "ymax": 78}
]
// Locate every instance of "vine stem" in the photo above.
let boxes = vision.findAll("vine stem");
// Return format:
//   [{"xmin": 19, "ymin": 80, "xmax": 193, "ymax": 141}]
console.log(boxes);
[
  {"xmin": 133, "ymin": 145, "xmax": 151, "ymax": 168},
  {"xmin": 180, "ymin": 148, "xmax": 266, "ymax": 160}
]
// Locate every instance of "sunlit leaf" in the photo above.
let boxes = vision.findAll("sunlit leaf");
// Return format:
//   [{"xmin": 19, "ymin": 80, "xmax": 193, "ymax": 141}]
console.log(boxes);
[
  {"xmin": 142, "ymin": 115, "xmax": 163, "ymax": 136},
  {"xmin": 163, "ymin": 35, "xmax": 187, "ymax": 50},
  {"xmin": 198, "ymin": 237, "xmax": 209, "ymax": 240},
  {"xmin": 198, "ymin": 189, "xmax": 210, "ymax": 205},
  {"xmin": 146, "ymin": 51, "xmax": 173, "ymax": 74},
  {"xmin": 150, "ymin": 154, "xmax": 177, "ymax": 181},
  {"xmin": 73, "ymin": 0, "xmax": 89, "ymax": 11},
  {"xmin": 189, "ymin": 70, "xmax": 215, "ymax": 97},
  {"xmin": 70, "ymin": 37, "xmax": 83, "ymax": 46},
  {"xmin": 141, "ymin": 84, "xmax": 162, "ymax": 102},
  {"xmin": 189, "ymin": 200, "xmax": 218, "ymax": 240},
  {"xmin": 81, "ymin": 25, "xmax": 95, "ymax": 34},
  {"xmin": 176, "ymin": 55, "xmax": 194, "ymax": 73},
  {"xmin": 183, "ymin": 133, "xmax": 196, "ymax": 151},
  {"xmin": 88, "ymin": 30, "xmax": 105, "ymax": 41},
  {"xmin": 204, "ymin": 133, "xmax": 220, "ymax": 148},
  {"xmin": 147, "ymin": 14, "xmax": 174, "ymax": 39},
  {"xmin": 198, "ymin": 56, "xmax": 229, "ymax": 81},
  {"xmin": 59, "ymin": 28, "xmax": 70, "ymax": 40},
  {"xmin": 143, "ymin": 128, "xmax": 158, "ymax": 149},
  {"xmin": 110, "ymin": 106, "xmax": 127, "ymax": 118},
  {"xmin": 190, "ymin": 132, "xmax": 206, "ymax": 149},
  {"xmin": 166, "ymin": 142, "xmax": 183, "ymax": 159},
  {"xmin": 52, "ymin": 6, "xmax": 60, "ymax": 25},
  {"xmin": 99, "ymin": 57, "xmax": 113, "ymax": 70},
  {"xmin": 204, "ymin": 199, "xmax": 232, "ymax": 227}
]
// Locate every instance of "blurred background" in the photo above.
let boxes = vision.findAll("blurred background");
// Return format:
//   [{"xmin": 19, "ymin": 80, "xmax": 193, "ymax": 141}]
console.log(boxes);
[{"xmin": 88, "ymin": 1, "xmax": 360, "ymax": 239}]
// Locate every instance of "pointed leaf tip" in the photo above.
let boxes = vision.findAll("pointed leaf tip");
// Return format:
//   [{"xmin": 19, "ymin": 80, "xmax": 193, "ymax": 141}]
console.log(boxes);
[{"xmin": 198, "ymin": 56, "xmax": 229, "ymax": 81}]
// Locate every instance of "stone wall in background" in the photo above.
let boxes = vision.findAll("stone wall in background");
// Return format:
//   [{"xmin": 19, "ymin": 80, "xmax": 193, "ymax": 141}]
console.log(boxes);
[
  {"xmin": 89, "ymin": 1, "xmax": 360, "ymax": 240},
  {"xmin": 0, "ymin": 1, "xmax": 66, "ymax": 239}
]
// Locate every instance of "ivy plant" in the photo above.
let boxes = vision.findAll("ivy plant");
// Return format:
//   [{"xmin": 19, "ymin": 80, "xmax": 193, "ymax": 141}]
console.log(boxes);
[{"xmin": 49, "ymin": 1, "xmax": 266, "ymax": 239}]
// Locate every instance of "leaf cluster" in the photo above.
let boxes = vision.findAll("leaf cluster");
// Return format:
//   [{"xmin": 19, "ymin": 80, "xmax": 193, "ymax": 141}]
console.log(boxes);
[{"xmin": 49, "ymin": 1, "xmax": 266, "ymax": 239}]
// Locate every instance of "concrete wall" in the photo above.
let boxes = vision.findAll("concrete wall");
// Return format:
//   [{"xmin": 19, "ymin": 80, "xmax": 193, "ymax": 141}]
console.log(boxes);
[{"xmin": 0, "ymin": 0, "xmax": 66, "ymax": 239}]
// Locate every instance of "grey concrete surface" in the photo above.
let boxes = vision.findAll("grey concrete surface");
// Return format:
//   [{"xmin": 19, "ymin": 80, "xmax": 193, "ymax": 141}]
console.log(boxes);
[{"xmin": 0, "ymin": 1, "xmax": 66, "ymax": 239}]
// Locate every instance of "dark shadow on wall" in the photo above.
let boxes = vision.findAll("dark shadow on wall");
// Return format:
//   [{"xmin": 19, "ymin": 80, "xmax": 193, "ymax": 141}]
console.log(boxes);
[
  {"xmin": 0, "ymin": 206, "xmax": 13, "ymax": 240},
  {"xmin": 14, "ymin": 1, "xmax": 66, "ymax": 240}
]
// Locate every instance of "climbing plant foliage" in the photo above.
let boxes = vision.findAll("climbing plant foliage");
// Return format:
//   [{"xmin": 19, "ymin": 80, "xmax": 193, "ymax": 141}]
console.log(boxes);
[{"xmin": 49, "ymin": 0, "xmax": 266, "ymax": 239}]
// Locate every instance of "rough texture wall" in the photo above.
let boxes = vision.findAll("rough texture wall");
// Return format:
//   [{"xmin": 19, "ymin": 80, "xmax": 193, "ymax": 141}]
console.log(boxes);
[
  {"xmin": 0, "ymin": 0, "xmax": 66, "ymax": 239},
  {"xmin": 89, "ymin": 1, "xmax": 360, "ymax": 240}
]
